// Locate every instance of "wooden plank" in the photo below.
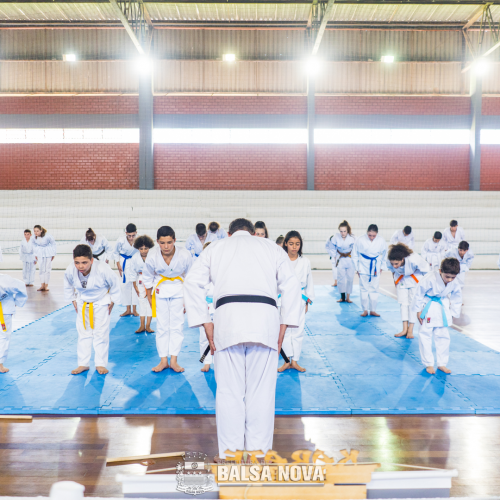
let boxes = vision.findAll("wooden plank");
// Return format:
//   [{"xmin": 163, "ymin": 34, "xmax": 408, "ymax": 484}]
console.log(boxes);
[
  {"xmin": 106, "ymin": 451, "xmax": 184, "ymax": 465},
  {"xmin": 0, "ymin": 415, "xmax": 32, "ymax": 421}
]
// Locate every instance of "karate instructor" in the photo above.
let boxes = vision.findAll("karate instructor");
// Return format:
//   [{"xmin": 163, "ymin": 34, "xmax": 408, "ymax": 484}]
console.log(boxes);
[{"xmin": 184, "ymin": 218, "xmax": 301, "ymax": 459}]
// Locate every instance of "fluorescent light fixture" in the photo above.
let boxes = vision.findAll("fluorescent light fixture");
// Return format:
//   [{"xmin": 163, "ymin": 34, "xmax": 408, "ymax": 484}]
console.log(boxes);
[
  {"xmin": 63, "ymin": 54, "xmax": 76, "ymax": 62},
  {"xmin": 134, "ymin": 57, "xmax": 153, "ymax": 74},
  {"xmin": 474, "ymin": 59, "xmax": 489, "ymax": 75},
  {"xmin": 305, "ymin": 57, "xmax": 321, "ymax": 76},
  {"xmin": 223, "ymin": 54, "xmax": 236, "ymax": 62},
  {"xmin": 381, "ymin": 55, "xmax": 395, "ymax": 63}
]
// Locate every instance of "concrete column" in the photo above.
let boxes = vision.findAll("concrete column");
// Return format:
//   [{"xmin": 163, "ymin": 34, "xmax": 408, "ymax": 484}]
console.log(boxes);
[
  {"xmin": 306, "ymin": 74, "xmax": 315, "ymax": 191},
  {"xmin": 469, "ymin": 70, "xmax": 482, "ymax": 191},
  {"xmin": 139, "ymin": 68, "xmax": 154, "ymax": 190}
]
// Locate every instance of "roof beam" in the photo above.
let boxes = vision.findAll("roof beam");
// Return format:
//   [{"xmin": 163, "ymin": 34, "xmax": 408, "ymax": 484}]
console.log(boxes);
[
  {"xmin": 463, "ymin": 3, "xmax": 489, "ymax": 30},
  {"xmin": 108, "ymin": 0, "xmax": 145, "ymax": 54},
  {"xmin": 311, "ymin": 0, "xmax": 336, "ymax": 55}
]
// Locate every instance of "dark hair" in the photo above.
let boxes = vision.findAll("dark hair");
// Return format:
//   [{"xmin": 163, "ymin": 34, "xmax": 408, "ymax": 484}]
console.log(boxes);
[
  {"xmin": 434, "ymin": 231, "xmax": 442, "ymax": 240},
  {"xmin": 86, "ymin": 228, "xmax": 96, "ymax": 242},
  {"xmin": 34, "ymin": 225, "xmax": 47, "ymax": 238},
  {"xmin": 255, "ymin": 221, "xmax": 269, "ymax": 238},
  {"xmin": 134, "ymin": 235, "xmax": 154, "ymax": 250},
  {"xmin": 208, "ymin": 221, "xmax": 220, "ymax": 233},
  {"xmin": 24, "ymin": 229, "xmax": 31, "ymax": 234},
  {"xmin": 73, "ymin": 244, "xmax": 92, "ymax": 260},
  {"xmin": 388, "ymin": 243, "xmax": 413, "ymax": 262},
  {"xmin": 275, "ymin": 235, "xmax": 285, "ymax": 245},
  {"xmin": 203, "ymin": 241, "xmax": 211, "ymax": 250},
  {"xmin": 126, "ymin": 223, "xmax": 137, "ymax": 233},
  {"xmin": 283, "ymin": 230, "xmax": 303, "ymax": 257},
  {"xmin": 157, "ymin": 226, "xmax": 175, "ymax": 240},
  {"xmin": 441, "ymin": 257, "xmax": 460, "ymax": 275},
  {"xmin": 403, "ymin": 226, "xmax": 412, "ymax": 235},
  {"xmin": 339, "ymin": 220, "xmax": 352, "ymax": 235},
  {"xmin": 196, "ymin": 223, "xmax": 207, "ymax": 237},
  {"xmin": 228, "ymin": 218, "xmax": 255, "ymax": 235},
  {"xmin": 458, "ymin": 240, "xmax": 469, "ymax": 251},
  {"xmin": 367, "ymin": 224, "xmax": 378, "ymax": 233},
  {"xmin": 450, "ymin": 220, "xmax": 458, "ymax": 228}
]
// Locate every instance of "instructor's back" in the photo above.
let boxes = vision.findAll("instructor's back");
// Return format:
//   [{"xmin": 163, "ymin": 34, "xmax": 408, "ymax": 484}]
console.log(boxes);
[{"xmin": 184, "ymin": 218, "xmax": 301, "ymax": 459}]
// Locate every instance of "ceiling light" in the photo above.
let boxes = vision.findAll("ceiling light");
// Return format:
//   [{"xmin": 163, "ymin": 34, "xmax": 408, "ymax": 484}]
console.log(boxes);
[
  {"xmin": 223, "ymin": 54, "xmax": 236, "ymax": 62},
  {"xmin": 381, "ymin": 55, "xmax": 395, "ymax": 63},
  {"xmin": 474, "ymin": 59, "xmax": 489, "ymax": 75},
  {"xmin": 63, "ymin": 54, "xmax": 76, "ymax": 62},
  {"xmin": 134, "ymin": 57, "xmax": 153, "ymax": 74},
  {"xmin": 305, "ymin": 57, "xmax": 321, "ymax": 76}
]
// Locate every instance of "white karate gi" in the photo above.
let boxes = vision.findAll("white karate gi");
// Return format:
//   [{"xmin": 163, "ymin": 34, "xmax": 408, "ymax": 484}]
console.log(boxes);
[
  {"xmin": 0, "ymin": 274, "xmax": 27, "ymax": 364},
  {"xmin": 19, "ymin": 238, "xmax": 36, "ymax": 285},
  {"xmin": 326, "ymin": 233, "xmax": 356, "ymax": 294},
  {"xmin": 421, "ymin": 238, "xmax": 447, "ymax": 270},
  {"xmin": 199, "ymin": 283, "xmax": 215, "ymax": 365},
  {"xmin": 142, "ymin": 246, "xmax": 192, "ymax": 358},
  {"xmin": 444, "ymin": 247, "xmax": 475, "ymax": 286},
  {"xmin": 33, "ymin": 233, "xmax": 57, "ymax": 285},
  {"xmin": 80, "ymin": 235, "xmax": 112, "ymax": 262},
  {"xmin": 185, "ymin": 233, "xmax": 206, "ymax": 259},
  {"xmin": 411, "ymin": 269, "xmax": 462, "ymax": 368},
  {"xmin": 325, "ymin": 235, "xmax": 338, "ymax": 283},
  {"xmin": 352, "ymin": 234, "xmax": 388, "ymax": 313},
  {"xmin": 113, "ymin": 236, "xmax": 139, "ymax": 307},
  {"xmin": 64, "ymin": 261, "xmax": 121, "ymax": 368},
  {"xmin": 206, "ymin": 227, "xmax": 228, "ymax": 243},
  {"xmin": 387, "ymin": 253, "xmax": 429, "ymax": 324},
  {"xmin": 127, "ymin": 253, "xmax": 152, "ymax": 317},
  {"xmin": 442, "ymin": 226, "xmax": 466, "ymax": 250},
  {"xmin": 281, "ymin": 256, "xmax": 314, "ymax": 363},
  {"xmin": 184, "ymin": 230, "xmax": 301, "ymax": 458},
  {"xmin": 390, "ymin": 229, "xmax": 415, "ymax": 250}
]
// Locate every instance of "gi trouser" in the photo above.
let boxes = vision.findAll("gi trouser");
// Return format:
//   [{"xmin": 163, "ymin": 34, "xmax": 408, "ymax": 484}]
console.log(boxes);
[
  {"xmin": 359, "ymin": 274, "xmax": 380, "ymax": 312},
  {"xmin": 281, "ymin": 300, "xmax": 306, "ymax": 362},
  {"xmin": 418, "ymin": 300, "xmax": 451, "ymax": 367},
  {"xmin": 76, "ymin": 301, "xmax": 111, "ymax": 368},
  {"xmin": 155, "ymin": 296, "xmax": 184, "ymax": 357},
  {"xmin": 396, "ymin": 285, "xmax": 417, "ymax": 323},
  {"xmin": 23, "ymin": 261, "xmax": 36, "ymax": 285},
  {"xmin": 214, "ymin": 342, "xmax": 278, "ymax": 458},
  {"xmin": 121, "ymin": 282, "xmax": 139, "ymax": 307},
  {"xmin": 38, "ymin": 257, "xmax": 52, "ymax": 284},
  {"xmin": 331, "ymin": 261, "xmax": 338, "ymax": 282},
  {"xmin": 0, "ymin": 314, "xmax": 13, "ymax": 364},
  {"xmin": 337, "ymin": 258, "xmax": 354, "ymax": 294},
  {"xmin": 199, "ymin": 312, "xmax": 214, "ymax": 365}
]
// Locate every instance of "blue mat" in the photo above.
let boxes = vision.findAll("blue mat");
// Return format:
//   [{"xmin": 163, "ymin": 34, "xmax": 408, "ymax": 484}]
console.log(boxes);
[{"xmin": 1, "ymin": 285, "xmax": 499, "ymax": 415}]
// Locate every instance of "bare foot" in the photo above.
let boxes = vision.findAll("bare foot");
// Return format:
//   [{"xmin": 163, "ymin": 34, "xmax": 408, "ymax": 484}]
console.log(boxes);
[
  {"xmin": 133, "ymin": 312, "xmax": 139, "ymax": 317},
  {"xmin": 43, "ymin": 289, "xmax": 49, "ymax": 292},
  {"xmin": 370, "ymin": 311, "xmax": 380, "ymax": 317},
  {"xmin": 438, "ymin": 366, "xmax": 451, "ymax": 374},
  {"xmin": 0, "ymin": 364, "xmax": 9, "ymax": 373},
  {"xmin": 346, "ymin": 298, "xmax": 353, "ymax": 303},
  {"xmin": 426, "ymin": 366, "xmax": 436, "ymax": 374},
  {"xmin": 394, "ymin": 331, "xmax": 408, "ymax": 337},
  {"xmin": 278, "ymin": 362, "xmax": 290, "ymax": 372},
  {"xmin": 27, "ymin": 284, "xmax": 34, "ymax": 287},
  {"xmin": 333, "ymin": 281, "xmax": 338, "ymax": 287},
  {"xmin": 291, "ymin": 360, "xmax": 306, "ymax": 372},
  {"xmin": 170, "ymin": 359, "xmax": 185, "ymax": 373},
  {"xmin": 152, "ymin": 360, "xmax": 169, "ymax": 373},
  {"xmin": 406, "ymin": 333, "xmax": 414, "ymax": 339},
  {"xmin": 146, "ymin": 327, "xmax": 155, "ymax": 333},
  {"xmin": 337, "ymin": 298, "xmax": 346, "ymax": 303},
  {"xmin": 96, "ymin": 366, "xmax": 109, "ymax": 375},
  {"xmin": 120, "ymin": 309, "xmax": 132, "ymax": 317},
  {"xmin": 37, "ymin": 287, "xmax": 44, "ymax": 292},
  {"xmin": 360, "ymin": 311, "xmax": 369, "ymax": 317},
  {"xmin": 135, "ymin": 328, "xmax": 146, "ymax": 334},
  {"xmin": 71, "ymin": 366, "xmax": 89, "ymax": 375},
  {"xmin": 201, "ymin": 364, "xmax": 210, "ymax": 372}
]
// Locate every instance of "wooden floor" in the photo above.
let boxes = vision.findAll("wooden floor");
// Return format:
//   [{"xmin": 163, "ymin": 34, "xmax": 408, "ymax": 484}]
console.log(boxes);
[{"xmin": 1, "ymin": 269, "xmax": 499, "ymax": 497}]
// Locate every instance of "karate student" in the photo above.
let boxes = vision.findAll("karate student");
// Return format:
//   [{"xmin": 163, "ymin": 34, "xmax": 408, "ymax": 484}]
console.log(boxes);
[
  {"xmin": 206, "ymin": 222, "xmax": 227, "ymax": 242},
  {"xmin": 199, "ymin": 242, "xmax": 214, "ymax": 372},
  {"xmin": 129, "ymin": 235, "xmax": 155, "ymax": 334},
  {"xmin": 390, "ymin": 225, "xmax": 414, "ymax": 250},
  {"xmin": 278, "ymin": 231, "xmax": 314, "ymax": 373},
  {"xmin": 352, "ymin": 224, "xmax": 388, "ymax": 317},
  {"xmin": 64, "ymin": 244, "xmax": 121, "ymax": 375},
  {"xmin": 80, "ymin": 228, "xmax": 112, "ymax": 263},
  {"xmin": 184, "ymin": 218, "xmax": 301, "ymax": 460},
  {"xmin": 325, "ymin": 234, "xmax": 338, "ymax": 288},
  {"xmin": 185, "ymin": 223, "xmax": 208, "ymax": 259},
  {"xmin": 387, "ymin": 243, "xmax": 429, "ymax": 339},
  {"xmin": 113, "ymin": 223, "xmax": 139, "ymax": 317},
  {"xmin": 32, "ymin": 225, "xmax": 57, "ymax": 292},
  {"xmin": 411, "ymin": 258, "xmax": 462, "ymax": 375},
  {"xmin": 254, "ymin": 221, "xmax": 268, "ymax": 238},
  {"xmin": 445, "ymin": 240, "xmax": 474, "ymax": 287},
  {"xmin": 143, "ymin": 226, "xmax": 192, "ymax": 373},
  {"xmin": 326, "ymin": 220, "xmax": 356, "ymax": 302},
  {"xmin": 0, "ymin": 274, "xmax": 27, "ymax": 373},
  {"xmin": 421, "ymin": 231, "xmax": 447, "ymax": 270},
  {"xmin": 19, "ymin": 229, "xmax": 36, "ymax": 286},
  {"xmin": 275, "ymin": 235, "xmax": 284, "ymax": 248},
  {"xmin": 442, "ymin": 220, "xmax": 465, "ymax": 250}
]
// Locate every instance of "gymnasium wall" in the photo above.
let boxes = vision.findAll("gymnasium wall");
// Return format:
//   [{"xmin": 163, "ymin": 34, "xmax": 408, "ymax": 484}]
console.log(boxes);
[{"xmin": 1, "ymin": 95, "xmax": 500, "ymax": 191}]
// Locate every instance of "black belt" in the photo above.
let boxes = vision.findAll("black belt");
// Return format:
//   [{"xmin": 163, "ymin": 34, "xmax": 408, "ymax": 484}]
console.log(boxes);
[
  {"xmin": 93, "ymin": 249, "xmax": 106, "ymax": 260},
  {"xmin": 215, "ymin": 295, "xmax": 277, "ymax": 310}
]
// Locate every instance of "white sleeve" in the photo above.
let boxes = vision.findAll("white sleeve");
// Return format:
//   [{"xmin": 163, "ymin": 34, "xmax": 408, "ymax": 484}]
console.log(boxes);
[
  {"xmin": 449, "ymin": 284, "xmax": 462, "ymax": 318},
  {"xmin": 411, "ymin": 279, "xmax": 430, "ymax": 313},
  {"xmin": 63, "ymin": 267, "xmax": 77, "ymax": 302},
  {"xmin": 49, "ymin": 235, "xmax": 57, "ymax": 256},
  {"xmin": 380, "ymin": 241, "xmax": 388, "ymax": 271},
  {"xmin": 351, "ymin": 241, "xmax": 360, "ymax": 272},
  {"xmin": 185, "ymin": 235, "xmax": 195, "ymax": 254},
  {"xmin": 112, "ymin": 240, "xmax": 121, "ymax": 262},
  {"xmin": 409, "ymin": 233, "xmax": 415, "ymax": 249},
  {"xmin": 127, "ymin": 258, "xmax": 139, "ymax": 283},
  {"xmin": 325, "ymin": 237, "xmax": 336, "ymax": 259},
  {"xmin": 19, "ymin": 243, "xmax": 24, "ymax": 260},
  {"xmin": 464, "ymin": 250, "xmax": 474, "ymax": 269},
  {"xmin": 142, "ymin": 255, "xmax": 156, "ymax": 289},
  {"xmin": 9, "ymin": 277, "xmax": 27, "ymax": 308},
  {"xmin": 103, "ymin": 237, "xmax": 113, "ymax": 260},
  {"xmin": 220, "ymin": 228, "xmax": 228, "ymax": 239},
  {"xmin": 390, "ymin": 231, "xmax": 398, "ymax": 245},
  {"xmin": 277, "ymin": 251, "xmax": 301, "ymax": 328},
  {"xmin": 416, "ymin": 254, "xmax": 430, "ymax": 275},
  {"xmin": 421, "ymin": 241, "xmax": 429, "ymax": 259},
  {"xmin": 184, "ymin": 250, "xmax": 212, "ymax": 328},
  {"xmin": 105, "ymin": 266, "xmax": 122, "ymax": 305},
  {"xmin": 303, "ymin": 260, "xmax": 315, "ymax": 303}
]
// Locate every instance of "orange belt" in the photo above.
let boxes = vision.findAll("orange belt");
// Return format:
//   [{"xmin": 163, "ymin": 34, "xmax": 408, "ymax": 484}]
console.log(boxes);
[{"xmin": 395, "ymin": 274, "xmax": 419, "ymax": 286}]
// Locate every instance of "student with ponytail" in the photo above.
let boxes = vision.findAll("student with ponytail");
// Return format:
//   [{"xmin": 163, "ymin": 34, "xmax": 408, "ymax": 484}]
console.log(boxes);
[
  {"xmin": 80, "ymin": 228, "xmax": 112, "ymax": 263},
  {"xmin": 32, "ymin": 225, "xmax": 57, "ymax": 292}
]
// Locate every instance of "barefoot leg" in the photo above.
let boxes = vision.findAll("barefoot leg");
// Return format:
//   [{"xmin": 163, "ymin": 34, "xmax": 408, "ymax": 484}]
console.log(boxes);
[
  {"xmin": 201, "ymin": 363, "xmax": 211, "ymax": 372},
  {"xmin": 0, "ymin": 364, "xmax": 9, "ymax": 374},
  {"xmin": 291, "ymin": 360, "xmax": 306, "ymax": 372},
  {"xmin": 170, "ymin": 355, "xmax": 185, "ymax": 373},
  {"xmin": 152, "ymin": 357, "xmax": 169, "ymax": 372},
  {"xmin": 132, "ymin": 305, "xmax": 139, "ymax": 317},
  {"xmin": 278, "ymin": 362, "xmax": 291, "ymax": 372},
  {"xmin": 406, "ymin": 323, "xmax": 415, "ymax": 339},
  {"xmin": 120, "ymin": 306, "xmax": 132, "ymax": 317},
  {"xmin": 146, "ymin": 317, "xmax": 154, "ymax": 333},
  {"xmin": 370, "ymin": 311, "xmax": 381, "ymax": 317},
  {"xmin": 333, "ymin": 280, "xmax": 338, "ymax": 287},
  {"xmin": 360, "ymin": 311, "xmax": 368, "ymax": 317},
  {"xmin": 96, "ymin": 366, "xmax": 109, "ymax": 375},
  {"xmin": 346, "ymin": 294, "xmax": 352, "ymax": 303},
  {"xmin": 135, "ymin": 317, "xmax": 146, "ymax": 334},
  {"xmin": 425, "ymin": 366, "xmax": 436, "ymax": 374},
  {"xmin": 438, "ymin": 366, "xmax": 451, "ymax": 374},
  {"xmin": 394, "ymin": 321, "xmax": 409, "ymax": 338},
  {"xmin": 71, "ymin": 366, "xmax": 90, "ymax": 375}
]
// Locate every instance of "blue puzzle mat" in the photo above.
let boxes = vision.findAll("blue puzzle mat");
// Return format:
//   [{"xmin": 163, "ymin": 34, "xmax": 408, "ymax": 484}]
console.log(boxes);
[{"xmin": 1, "ymin": 285, "xmax": 499, "ymax": 415}]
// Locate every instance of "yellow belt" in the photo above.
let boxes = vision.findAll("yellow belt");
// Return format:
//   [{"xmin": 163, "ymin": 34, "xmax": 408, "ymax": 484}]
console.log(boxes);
[
  {"xmin": 82, "ymin": 302, "xmax": 94, "ymax": 330},
  {"xmin": 0, "ymin": 302, "xmax": 6, "ymax": 332},
  {"xmin": 152, "ymin": 275, "xmax": 183, "ymax": 318}
]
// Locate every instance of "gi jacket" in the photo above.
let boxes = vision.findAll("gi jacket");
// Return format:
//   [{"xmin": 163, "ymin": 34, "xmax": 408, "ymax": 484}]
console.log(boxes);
[
  {"xmin": 184, "ymin": 230, "xmax": 301, "ymax": 351},
  {"xmin": 0, "ymin": 274, "xmax": 27, "ymax": 315},
  {"xmin": 33, "ymin": 233, "xmax": 57, "ymax": 258},
  {"xmin": 387, "ymin": 252, "xmax": 429, "ymax": 288},
  {"xmin": 79, "ymin": 235, "xmax": 112, "ymax": 260},
  {"xmin": 390, "ymin": 229, "xmax": 414, "ymax": 249},
  {"xmin": 352, "ymin": 233, "xmax": 388, "ymax": 276},
  {"xmin": 19, "ymin": 239, "xmax": 35, "ymax": 263}
]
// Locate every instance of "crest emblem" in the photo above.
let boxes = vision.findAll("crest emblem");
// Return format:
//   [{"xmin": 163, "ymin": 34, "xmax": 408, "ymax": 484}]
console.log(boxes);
[{"xmin": 176, "ymin": 452, "xmax": 214, "ymax": 496}]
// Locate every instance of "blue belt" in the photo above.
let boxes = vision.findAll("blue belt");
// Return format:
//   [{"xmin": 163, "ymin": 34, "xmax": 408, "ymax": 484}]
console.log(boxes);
[
  {"xmin": 120, "ymin": 253, "xmax": 132, "ymax": 283},
  {"xmin": 421, "ymin": 295, "xmax": 448, "ymax": 327},
  {"xmin": 194, "ymin": 253, "xmax": 200, "ymax": 258},
  {"xmin": 360, "ymin": 253, "xmax": 378, "ymax": 282},
  {"xmin": 206, "ymin": 296, "xmax": 213, "ymax": 304},
  {"xmin": 301, "ymin": 286, "xmax": 312, "ymax": 304}
]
